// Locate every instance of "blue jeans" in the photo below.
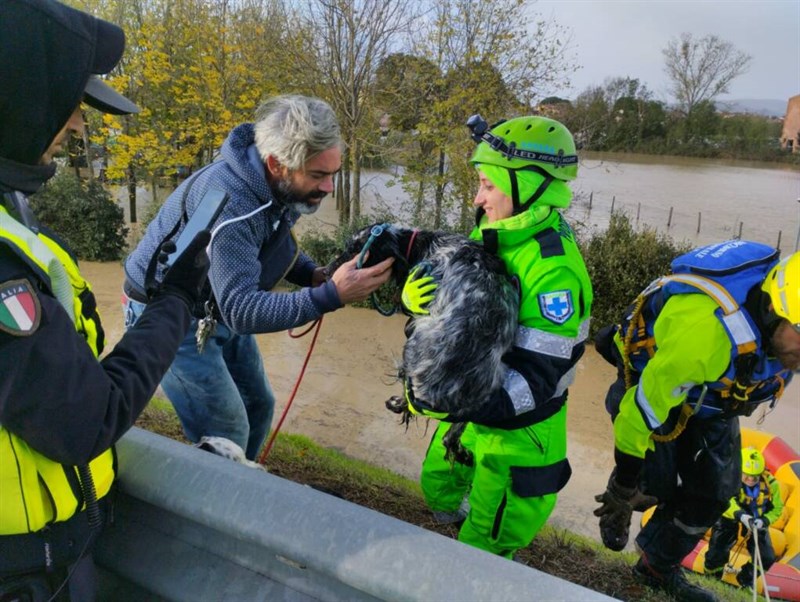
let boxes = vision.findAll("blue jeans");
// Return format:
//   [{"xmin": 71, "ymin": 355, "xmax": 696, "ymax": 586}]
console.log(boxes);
[{"xmin": 124, "ymin": 298, "xmax": 275, "ymax": 460}]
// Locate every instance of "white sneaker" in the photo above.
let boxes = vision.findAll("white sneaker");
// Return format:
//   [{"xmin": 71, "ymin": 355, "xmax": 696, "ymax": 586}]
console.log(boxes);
[
  {"xmin": 432, "ymin": 510, "xmax": 464, "ymax": 525},
  {"xmin": 432, "ymin": 495, "xmax": 471, "ymax": 525}
]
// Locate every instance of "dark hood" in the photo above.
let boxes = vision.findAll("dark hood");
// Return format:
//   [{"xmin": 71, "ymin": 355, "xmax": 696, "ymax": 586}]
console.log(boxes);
[{"xmin": 0, "ymin": 0, "xmax": 133, "ymax": 194}]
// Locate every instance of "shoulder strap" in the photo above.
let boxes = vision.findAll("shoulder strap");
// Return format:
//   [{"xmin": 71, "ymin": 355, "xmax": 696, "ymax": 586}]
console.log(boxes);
[
  {"xmin": 533, "ymin": 227, "xmax": 564, "ymax": 258},
  {"xmin": 662, "ymin": 273, "xmax": 758, "ymax": 356}
]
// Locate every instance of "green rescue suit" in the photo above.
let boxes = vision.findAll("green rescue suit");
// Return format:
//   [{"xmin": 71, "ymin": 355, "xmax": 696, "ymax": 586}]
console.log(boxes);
[{"xmin": 418, "ymin": 208, "xmax": 593, "ymax": 558}]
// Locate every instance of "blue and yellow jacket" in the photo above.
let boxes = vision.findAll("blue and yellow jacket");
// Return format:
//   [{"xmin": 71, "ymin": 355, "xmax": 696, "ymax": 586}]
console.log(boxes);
[{"xmin": 722, "ymin": 471, "xmax": 784, "ymax": 527}]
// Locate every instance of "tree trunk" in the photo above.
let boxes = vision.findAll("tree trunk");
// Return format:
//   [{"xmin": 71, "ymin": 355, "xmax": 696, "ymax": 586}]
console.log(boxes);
[
  {"xmin": 433, "ymin": 150, "xmax": 446, "ymax": 228},
  {"xmin": 128, "ymin": 164, "xmax": 138, "ymax": 223},
  {"xmin": 340, "ymin": 147, "xmax": 351, "ymax": 227},
  {"xmin": 351, "ymin": 137, "xmax": 361, "ymax": 223},
  {"xmin": 68, "ymin": 137, "xmax": 81, "ymax": 179},
  {"xmin": 151, "ymin": 175, "xmax": 159, "ymax": 208},
  {"xmin": 82, "ymin": 119, "xmax": 94, "ymax": 180},
  {"xmin": 415, "ymin": 179, "xmax": 424, "ymax": 224}
]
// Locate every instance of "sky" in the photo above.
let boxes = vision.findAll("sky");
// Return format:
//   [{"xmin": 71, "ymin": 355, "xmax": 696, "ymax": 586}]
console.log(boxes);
[{"xmin": 532, "ymin": 0, "xmax": 800, "ymax": 103}]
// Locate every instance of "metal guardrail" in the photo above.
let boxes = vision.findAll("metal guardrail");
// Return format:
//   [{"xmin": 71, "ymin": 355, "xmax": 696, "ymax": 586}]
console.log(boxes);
[{"xmin": 95, "ymin": 428, "xmax": 618, "ymax": 601}]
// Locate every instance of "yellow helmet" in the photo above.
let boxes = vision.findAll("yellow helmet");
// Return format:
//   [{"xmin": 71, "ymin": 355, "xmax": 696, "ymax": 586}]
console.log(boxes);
[
  {"xmin": 742, "ymin": 447, "xmax": 765, "ymax": 476},
  {"xmin": 762, "ymin": 251, "xmax": 800, "ymax": 331}
]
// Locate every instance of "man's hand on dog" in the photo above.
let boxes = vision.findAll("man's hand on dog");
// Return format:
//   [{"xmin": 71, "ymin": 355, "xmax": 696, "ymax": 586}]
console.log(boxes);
[{"xmin": 331, "ymin": 253, "xmax": 394, "ymax": 304}]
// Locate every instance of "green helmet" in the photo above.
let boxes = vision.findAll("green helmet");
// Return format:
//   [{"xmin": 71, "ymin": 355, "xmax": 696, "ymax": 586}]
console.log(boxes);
[
  {"xmin": 742, "ymin": 447, "xmax": 765, "ymax": 476},
  {"xmin": 468, "ymin": 114, "xmax": 578, "ymax": 181}
]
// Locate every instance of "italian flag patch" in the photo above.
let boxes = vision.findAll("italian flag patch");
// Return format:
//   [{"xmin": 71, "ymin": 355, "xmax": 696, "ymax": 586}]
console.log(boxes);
[{"xmin": 0, "ymin": 279, "xmax": 41, "ymax": 336}]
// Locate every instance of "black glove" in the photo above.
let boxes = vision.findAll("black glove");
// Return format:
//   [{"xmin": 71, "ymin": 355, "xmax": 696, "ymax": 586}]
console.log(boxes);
[
  {"xmin": 149, "ymin": 230, "xmax": 211, "ymax": 309},
  {"xmin": 594, "ymin": 471, "xmax": 658, "ymax": 552}
]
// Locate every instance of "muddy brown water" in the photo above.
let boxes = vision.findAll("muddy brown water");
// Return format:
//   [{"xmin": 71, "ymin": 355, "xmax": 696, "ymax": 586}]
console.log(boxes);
[{"xmin": 84, "ymin": 255, "xmax": 798, "ymax": 548}]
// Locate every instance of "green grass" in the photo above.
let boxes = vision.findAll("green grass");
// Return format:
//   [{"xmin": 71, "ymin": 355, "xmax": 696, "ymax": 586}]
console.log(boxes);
[{"xmin": 134, "ymin": 402, "xmax": 763, "ymax": 602}]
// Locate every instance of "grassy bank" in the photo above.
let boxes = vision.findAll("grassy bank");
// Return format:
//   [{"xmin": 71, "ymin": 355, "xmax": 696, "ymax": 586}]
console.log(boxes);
[{"xmin": 134, "ymin": 401, "xmax": 755, "ymax": 602}]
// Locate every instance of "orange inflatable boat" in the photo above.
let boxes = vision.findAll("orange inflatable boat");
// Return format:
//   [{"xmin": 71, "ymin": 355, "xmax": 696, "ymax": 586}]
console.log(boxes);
[{"xmin": 643, "ymin": 428, "xmax": 800, "ymax": 600}]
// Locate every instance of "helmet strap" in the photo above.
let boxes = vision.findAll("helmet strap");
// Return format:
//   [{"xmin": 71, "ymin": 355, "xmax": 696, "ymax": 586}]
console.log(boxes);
[
  {"xmin": 511, "ymin": 165, "xmax": 554, "ymax": 214},
  {"xmin": 474, "ymin": 206, "xmax": 486, "ymax": 227}
]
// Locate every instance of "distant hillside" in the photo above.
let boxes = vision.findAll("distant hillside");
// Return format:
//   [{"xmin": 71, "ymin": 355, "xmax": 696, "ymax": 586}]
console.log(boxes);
[{"xmin": 715, "ymin": 98, "xmax": 790, "ymax": 117}]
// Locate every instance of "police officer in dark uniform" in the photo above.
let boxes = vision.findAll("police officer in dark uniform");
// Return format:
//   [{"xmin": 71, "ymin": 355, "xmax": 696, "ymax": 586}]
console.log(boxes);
[{"xmin": 0, "ymin": 1, "xmax": 210, "ymax": 599}]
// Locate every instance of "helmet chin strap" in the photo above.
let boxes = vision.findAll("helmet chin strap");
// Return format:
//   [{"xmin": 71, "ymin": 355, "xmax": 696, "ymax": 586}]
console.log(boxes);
[
  {"xmin": 509, "ymin": 165, "xmax": 554, "ymax": 215},
  {"xmin": 474, "ymin": 207, "xmax": 485, "ymax": 227}
]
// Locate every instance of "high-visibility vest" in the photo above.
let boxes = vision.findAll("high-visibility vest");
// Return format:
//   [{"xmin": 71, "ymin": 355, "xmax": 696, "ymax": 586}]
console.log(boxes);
[{"xmin": 0, "ymin": 206, "xmax": 115, "ymax": 536}]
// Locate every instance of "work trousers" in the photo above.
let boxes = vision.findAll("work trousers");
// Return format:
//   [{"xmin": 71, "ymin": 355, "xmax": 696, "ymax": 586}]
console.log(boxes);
[
  {"xmin": 705, "ymin": 517, "xmax": 776, "ymax": 584},
  {"xmin": 636, "ymin": 411, "xmax": 742, "ymax": 572},
  {"xmin": 124, "ymin": 298, "xmax": 275, "ymax": 460},
  {"xmin": 420, "ymin": 405, "xmax": 571, "ymax": 558}
]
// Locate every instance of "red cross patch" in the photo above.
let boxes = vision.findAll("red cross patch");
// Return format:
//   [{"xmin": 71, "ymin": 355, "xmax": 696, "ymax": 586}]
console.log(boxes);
[{"xmin": 0, "ymin": 279, "xmax": 41, "ymax": 336}]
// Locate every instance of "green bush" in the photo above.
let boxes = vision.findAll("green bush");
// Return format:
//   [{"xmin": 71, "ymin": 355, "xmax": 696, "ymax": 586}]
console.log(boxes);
[
  {"xmin": 299, "ymin": 228, "xmax": 344, "ymax": 268},
  {"xmin": 581, "ymin": 212, "xmax": 691, "ymax": 337},
  {"xmin": 29, "ymin": 170, "xmax": 128, "ymax": 261}
]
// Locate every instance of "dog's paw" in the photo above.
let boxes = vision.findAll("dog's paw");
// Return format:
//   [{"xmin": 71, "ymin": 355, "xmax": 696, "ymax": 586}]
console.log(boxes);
[
  {"xmin": 195, "ymin": 436, "xmax": 265, "ymax": 470},
  {"xmin": 385, "ymin": 395, "xmax": 407, "ymax": 414}
]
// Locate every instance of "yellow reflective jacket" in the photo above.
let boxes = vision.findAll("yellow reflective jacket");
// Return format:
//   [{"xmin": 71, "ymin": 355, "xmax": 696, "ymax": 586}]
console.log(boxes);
[
  {"xmin": 613, "ymin": 293, "xmax": 732, "ymax": 458},
  {"xmin": 0, "ymin": 207, "xmax": 115, "ymax": 535}
]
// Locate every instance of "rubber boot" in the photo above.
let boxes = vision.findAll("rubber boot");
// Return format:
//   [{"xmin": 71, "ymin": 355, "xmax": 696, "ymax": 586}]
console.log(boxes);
[{"xmin": 736, "ymin": 563, "xmax": 754, "ymax": 589}]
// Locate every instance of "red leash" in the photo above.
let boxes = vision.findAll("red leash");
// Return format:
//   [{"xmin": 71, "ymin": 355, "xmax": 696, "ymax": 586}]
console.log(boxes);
[
  {"xmin": 406, "ymin": 229, "xmax": 418, "ymax": 261},
  {"xmin": 257, "ymin": 316, "xmax": 323, "ymax": 465}
]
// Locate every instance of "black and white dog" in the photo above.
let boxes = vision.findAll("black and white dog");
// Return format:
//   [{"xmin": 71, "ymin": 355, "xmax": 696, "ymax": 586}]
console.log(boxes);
[{"xmin": 328, "ymin": 224, "xmax": 519, "ymax": 416}]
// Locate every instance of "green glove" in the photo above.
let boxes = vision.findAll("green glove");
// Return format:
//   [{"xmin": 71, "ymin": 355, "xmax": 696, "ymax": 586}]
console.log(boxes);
[{"xmin": 401, "ymin": 264, "xmax": 438, "ymax": 315}]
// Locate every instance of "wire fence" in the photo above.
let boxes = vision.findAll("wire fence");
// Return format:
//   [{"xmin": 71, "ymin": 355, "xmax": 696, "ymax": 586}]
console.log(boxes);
[{"xmin": 568, "ymin": 191, "xmax": 799, "ymax": 253}]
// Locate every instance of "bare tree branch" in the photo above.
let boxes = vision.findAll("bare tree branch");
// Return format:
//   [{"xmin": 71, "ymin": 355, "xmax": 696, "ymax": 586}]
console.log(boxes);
[{"xmin": 663, "ymin": 32, "xmax": 752, "ymax": 115}]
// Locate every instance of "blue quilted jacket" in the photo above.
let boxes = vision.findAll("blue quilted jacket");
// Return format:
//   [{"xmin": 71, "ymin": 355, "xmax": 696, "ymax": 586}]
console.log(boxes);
[{"xmin": 124, "ymin": 123, "xmax": 341, "ymax": 333}]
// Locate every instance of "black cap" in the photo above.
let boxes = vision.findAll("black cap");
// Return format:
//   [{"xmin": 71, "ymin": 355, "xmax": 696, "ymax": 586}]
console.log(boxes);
[
  {"xmin": 80, "ymin": 11, "xmax": 139, "ymax": 114},
  {"xmin": 85, "ymin": 75, "xmax": 140, "ymax": 115},
  {"xmin": 0, "ymin": 0, "xmax": 139, "ymax": 167}
]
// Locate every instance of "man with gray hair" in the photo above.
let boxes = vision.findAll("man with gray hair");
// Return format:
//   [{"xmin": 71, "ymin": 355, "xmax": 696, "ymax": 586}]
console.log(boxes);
[{"xmin": 124, "ymin": 95, "xmax": 393, "ymax": 461}]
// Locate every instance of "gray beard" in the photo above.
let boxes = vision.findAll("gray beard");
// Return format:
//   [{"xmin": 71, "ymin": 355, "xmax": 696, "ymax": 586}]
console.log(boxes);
[
  {"xmin": 273, "ymin": 179, "xmax": 322, "ymax": 215},
  {"xmin": 288, "ymin": 200, "xmax": 321, "ymax": 215}
]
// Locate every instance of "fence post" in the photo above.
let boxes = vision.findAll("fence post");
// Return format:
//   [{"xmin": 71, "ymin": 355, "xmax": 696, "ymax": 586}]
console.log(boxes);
[
  {"xmin": 697, "ymin": 212, "xmax": 701, "ymax": 234},
  {"xmin": 611, "ymin": 196, "xmax": 615, "ymax": 213},
  {"xmin": 795, "ymin": 197, "xmax": 800, "ymax": 251},
  {"xmin": 737, "ymin": 221, "xmax": 743, "ymax": 239},
  {"xmin": 667, "ymin": 207, "xmax": 673, "ymax": 228},
  {"xmin": 776, "ymin": 230, "xmax": 782, "ymax": 249},
  {"xmin": 588, "ymin": 191, "xmax": 593, "ymax": 210},
  {"xmin": 636, "ymin": 202, "xmax": 641, "ymax": 226}
]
